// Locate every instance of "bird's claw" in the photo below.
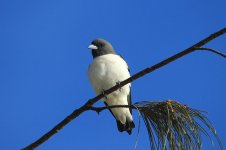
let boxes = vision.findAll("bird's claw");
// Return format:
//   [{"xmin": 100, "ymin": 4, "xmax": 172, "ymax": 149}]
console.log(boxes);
[
  {"xmin": 116, "ymin": 81, "xmax": 122, "ymax": 92},
  {"xmin": 102, "ymin": 89, "xmax": 108, "ymax": 100}
]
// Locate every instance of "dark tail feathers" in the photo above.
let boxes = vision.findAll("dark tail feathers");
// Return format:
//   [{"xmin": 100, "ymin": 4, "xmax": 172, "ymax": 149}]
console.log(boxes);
[{"xmin": 117, "ymin": 120, "xmax": 135, "ymax": 135}]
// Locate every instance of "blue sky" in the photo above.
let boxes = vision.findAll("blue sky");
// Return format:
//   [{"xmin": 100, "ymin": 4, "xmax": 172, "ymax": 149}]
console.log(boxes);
[{"xmin": 0, "ymin": 0, "xmax": 225, "ymax": 149}]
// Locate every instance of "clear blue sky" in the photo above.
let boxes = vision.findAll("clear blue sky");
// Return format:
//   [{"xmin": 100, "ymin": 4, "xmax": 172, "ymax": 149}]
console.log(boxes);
[{"xmin": 0, "ymin": 0, "xmax": 225, "ymax": 149}]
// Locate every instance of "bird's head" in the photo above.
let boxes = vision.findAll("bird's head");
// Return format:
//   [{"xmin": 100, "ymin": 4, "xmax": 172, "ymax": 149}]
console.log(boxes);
[{"xmin": 88, "ymin": 38, "xmax": 116, "ymax": 58}]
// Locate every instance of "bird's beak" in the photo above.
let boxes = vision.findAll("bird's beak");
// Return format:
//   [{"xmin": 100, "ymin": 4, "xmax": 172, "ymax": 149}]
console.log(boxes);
[{"xmin": 88, "ymin": 44, "xmax": 98, "ymax": 50}]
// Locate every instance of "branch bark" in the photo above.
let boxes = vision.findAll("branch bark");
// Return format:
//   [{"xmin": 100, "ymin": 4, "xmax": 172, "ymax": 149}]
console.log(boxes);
[
  {"xmin": 88, "ymin": 105, "xmax": 135, "ymax": 113},
  {"xmin": 22, "ymin": 27, "xmax": 226, "ymax": 150}
]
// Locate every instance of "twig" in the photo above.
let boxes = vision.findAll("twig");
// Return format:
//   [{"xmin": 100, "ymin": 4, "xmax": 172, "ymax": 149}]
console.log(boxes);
[
  {"xmin": 88, "ymin": 105, "xmax": 135, "ymax": 113},
  {"xmin": 195, "ymin": 47, "xmax": 226, "ymax": 58},
  {"xmin": 22, "ymin": 27, "xmax": 226, "ymax": 150}
]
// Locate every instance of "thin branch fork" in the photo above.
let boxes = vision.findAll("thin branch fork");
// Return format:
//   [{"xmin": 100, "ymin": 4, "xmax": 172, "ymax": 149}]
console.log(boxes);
[
  {"xmin": 194, "ymin": 47, "xmax": 226, "ymax": 58},
  {"xmin": 22, "ymin": 27, "xmax": 226, "ymax": 150},
  {"xmin": 88, "ymin": 105, "xmax": 136, "ymax": 114}
]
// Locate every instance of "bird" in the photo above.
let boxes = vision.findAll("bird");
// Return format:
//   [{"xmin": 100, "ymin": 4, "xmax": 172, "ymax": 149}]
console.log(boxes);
[{"xmin": 88, "ymin": 38, "xmax": 135, "ymax": 134}]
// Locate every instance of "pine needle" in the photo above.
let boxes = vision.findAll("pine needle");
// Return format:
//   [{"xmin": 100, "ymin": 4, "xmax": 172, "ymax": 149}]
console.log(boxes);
[{"xmin": 134, "ymin": 100, "xmax": 223, "ymax": 150}]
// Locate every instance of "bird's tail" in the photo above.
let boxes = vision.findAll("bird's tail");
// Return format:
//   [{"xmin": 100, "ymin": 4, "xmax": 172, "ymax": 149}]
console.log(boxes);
[{"xmin": 117, "ymin": 120, "xmax": 135, "ymax": 135}]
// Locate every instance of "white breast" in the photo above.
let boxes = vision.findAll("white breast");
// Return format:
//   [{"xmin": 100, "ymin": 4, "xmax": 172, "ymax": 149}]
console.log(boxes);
[{"xmin": 88, "ymin": 54, "xmax": 130, "ymax": 95}]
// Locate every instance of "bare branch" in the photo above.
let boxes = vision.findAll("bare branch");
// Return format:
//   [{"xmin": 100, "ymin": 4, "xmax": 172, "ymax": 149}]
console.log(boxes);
[
  {"xmin": 22, "ymin": 27, "xmax": 226, "ymax": 150},
  {"xmin": 88, "ymin": 105, "xmax": 135, "ymax": 113},
  {"xmin": 194, "ymin": 47, "xmax": 226, "ymax": 58}
]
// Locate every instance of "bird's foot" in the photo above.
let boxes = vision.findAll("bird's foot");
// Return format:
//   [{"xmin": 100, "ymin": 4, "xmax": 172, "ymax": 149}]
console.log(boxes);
[
  {"xmin": 116, "ymin": 81, "xmax": 122, "ymax": 92},
  {"xmin": 101, "ymin": 89, "xmax": 108, "ymax": 100}
]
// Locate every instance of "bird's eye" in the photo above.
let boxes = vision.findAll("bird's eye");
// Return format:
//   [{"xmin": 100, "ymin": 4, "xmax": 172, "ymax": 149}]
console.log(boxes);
[{"xmin": 99, "ymin": 43, "xmax": 104, "ymax": 47}]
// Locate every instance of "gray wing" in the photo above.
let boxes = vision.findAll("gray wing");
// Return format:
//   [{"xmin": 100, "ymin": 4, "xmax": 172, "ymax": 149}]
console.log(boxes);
[
  {"xmin": 128, "ymin": 86, "xmax": 132, "ymax": 114},
  {"xmin": 119, "ymin": 54, "xmax": 130, "ymax": 73},
  {"xmin": 119, "ymin": 54, "xmax": 132, "ymax": 114},
  {"xmin": 104, "ymin": 102, "xmax": 117, "ymax": 120}
]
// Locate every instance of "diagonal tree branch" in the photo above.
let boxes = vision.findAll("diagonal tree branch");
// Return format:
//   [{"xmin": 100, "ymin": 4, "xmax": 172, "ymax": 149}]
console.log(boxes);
[{"xmin": 22, "ymin": 27, "xmax": 226, "ymax": 150}]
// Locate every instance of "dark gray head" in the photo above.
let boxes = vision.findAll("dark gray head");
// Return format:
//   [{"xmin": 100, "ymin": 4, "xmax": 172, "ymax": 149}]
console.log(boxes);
[{"xmin": 88, "ymin": 38, "xmax": 116, "ymax": 58}]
